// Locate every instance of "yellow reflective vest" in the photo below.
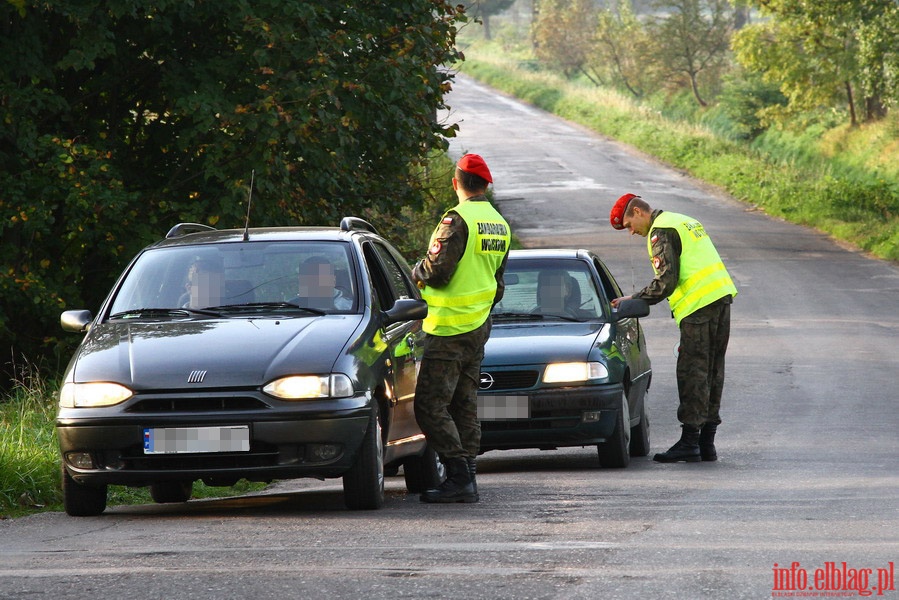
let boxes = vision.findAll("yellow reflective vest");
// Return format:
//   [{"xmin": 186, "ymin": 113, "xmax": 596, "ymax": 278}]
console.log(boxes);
[
  {"xmin": 421, "ymin": 201, "xmax": 511, "ymax": 336},
  {"xmin": 648, "ymin": 212, "xmax": 737, "ymax": 325}
]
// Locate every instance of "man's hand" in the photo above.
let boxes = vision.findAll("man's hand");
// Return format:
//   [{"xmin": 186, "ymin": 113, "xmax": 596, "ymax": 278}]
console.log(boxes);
[{"xmin": 611, "ymin": 295, "xmax": 633, "ymax": 308}]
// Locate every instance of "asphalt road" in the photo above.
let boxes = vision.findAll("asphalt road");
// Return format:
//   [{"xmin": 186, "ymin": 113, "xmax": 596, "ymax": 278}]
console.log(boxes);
[{"xmin": 2, "ymin": 75, "xmax": 897, "ymax": 600}]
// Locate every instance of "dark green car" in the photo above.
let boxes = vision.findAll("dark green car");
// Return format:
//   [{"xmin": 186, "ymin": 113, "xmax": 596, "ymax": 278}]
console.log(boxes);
[
  {"xmin": 477, "ymin": 249, "xmax": 652, "ymax": 468},
  {"xmin": 57, "ymin": 218, "xmax": 440, "ymax": 515}
]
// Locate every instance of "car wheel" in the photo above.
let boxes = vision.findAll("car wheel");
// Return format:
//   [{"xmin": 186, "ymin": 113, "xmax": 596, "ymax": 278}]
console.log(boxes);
[
  {"xmin": 402, "ymin": 444, "xmax": 444, "ymax": 493},
  {"xmin": 598, "ymin": 393, "xmax": 631, "ymax": 468},
  {"xmin": 343, "ymin": 402, "xmax": 385, "ymax": 510},
  {"xmin": 61, "ymin": 465, "xmax": 107, "ymax": 517},
  {"xmin": 149, "ymin": 480, "xmax": 193, "ymax": 504},
  {"xmin": 629, "ymin": 391, "xmax": 651, "ymax": 457}
]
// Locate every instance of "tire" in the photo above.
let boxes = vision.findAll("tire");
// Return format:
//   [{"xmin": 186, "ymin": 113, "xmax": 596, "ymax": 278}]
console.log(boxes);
[
  {"xmin": 629, "ymin": 391, "xmax": 651, "ymax": 457},
  {"xmin": 61, "ymin": 465, "xmax": 107, "ymax": 517},
  {"xmin": 343, "ymin": 402, "xmax": 385, "ymax": 510},
  {"xmin": 598, "ymin": 392, "xmax": 631, "ymax": 468},
  {"xmin": 149, "ymin": 480, "xmax": 193, "ymax": 504},
  {"xmin": 402, "ymin": 444, "xmax": 444, "ymax": 493}
]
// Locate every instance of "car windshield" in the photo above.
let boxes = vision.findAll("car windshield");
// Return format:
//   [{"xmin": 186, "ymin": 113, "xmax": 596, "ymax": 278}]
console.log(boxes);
[
  {"xmin": 492, "ymin": 259, "xmax": 604, "ymax": 321},
  {"xmin": 108, "ymin": 241, "xmax": 358, "ymax": 317}
]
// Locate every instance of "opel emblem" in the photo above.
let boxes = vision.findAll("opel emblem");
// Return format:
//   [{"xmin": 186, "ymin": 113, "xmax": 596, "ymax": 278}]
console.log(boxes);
[{"xmin": 479, "ymin": 372, "xmax": 494, "ymax": 390}]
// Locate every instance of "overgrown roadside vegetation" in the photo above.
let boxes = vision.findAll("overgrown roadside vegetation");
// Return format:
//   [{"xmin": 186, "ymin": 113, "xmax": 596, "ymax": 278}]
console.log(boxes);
[
  {"xmin": 457, "ymin": 42, "xmax": 898, "ymax": 263},
  {"xmin": 0, "ymin": 362, "xmax": 265, "ymax": 519},
  {"xmin": 0, "ymin": 151, "xmax": 486, "ymax": 519}
]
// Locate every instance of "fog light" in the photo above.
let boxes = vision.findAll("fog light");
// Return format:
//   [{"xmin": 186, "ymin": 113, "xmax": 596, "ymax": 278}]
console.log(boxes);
[
  {"xmin": 307, "ymin": 444, "xmax": 342, "ymax": 462},
  {"xmin": 67, "ymin": 452, "xmax": 95, "ymax": 469},
  {"xmin": 582, "ymin": 411, "xmax": 602, "ymax": 423}
]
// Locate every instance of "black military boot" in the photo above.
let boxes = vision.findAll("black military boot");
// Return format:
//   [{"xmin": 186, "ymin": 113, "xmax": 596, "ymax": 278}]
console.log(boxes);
[
  {"xmin": 466, "ymin": 457, "xmax": 479, "ymax": 501},
  {"xmin": 420, "ymin": 457, "xmax": 478, "ymax": 503},
  {"xmin": 699, "ymin": 423, "xmax": 718, "ymax": 462},
  {"xmin": 653, "ymin": 425, "xmax": 701, "ymax": 463}
]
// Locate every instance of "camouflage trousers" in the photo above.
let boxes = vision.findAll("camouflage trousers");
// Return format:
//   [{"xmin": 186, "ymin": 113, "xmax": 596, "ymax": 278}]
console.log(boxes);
[
  {"xmin": 413, "ymin": 319, "xmax": 491, "ymax": 460},
  {"xmin": 676, "ymin": 299, "xmax": 732, "ymax": 428}
]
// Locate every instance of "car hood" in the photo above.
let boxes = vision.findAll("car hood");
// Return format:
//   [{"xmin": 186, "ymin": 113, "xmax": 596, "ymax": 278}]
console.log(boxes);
[
  {"xmin": 483, "ymin": 321, "xmax": 609, "ymax": 366},
  {"xmin": 70, "ymin": 316, "xmax": 364, "ymax": 390}
]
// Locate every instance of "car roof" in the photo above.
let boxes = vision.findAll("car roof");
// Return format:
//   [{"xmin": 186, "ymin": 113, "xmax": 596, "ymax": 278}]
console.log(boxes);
[
  {"xmin": 148, "ymin": 219, "xmax": 382, "ymax": 250},
  {"xmin": 508, "ymin": 249, "xmax": 593, "ymax": 260}
]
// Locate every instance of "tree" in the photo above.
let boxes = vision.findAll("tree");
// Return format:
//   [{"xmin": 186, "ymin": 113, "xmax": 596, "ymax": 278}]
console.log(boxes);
[
  {"xmin": 733, "ymin": 0, "xmax": 899, "ymax": 126},
  {"xmin": 646, "ymin": 0, "xmax": 736, "ymax": 107},
  {"xmin": 0, "ymin": 0, "xmax": 468, "ymax": 380},
  {"xmin": 532, "ymin": 0, "xmax": 601, "ymax": 84},
  {"xmin": 594, "ymin": 2, "xmax": 653, "ymax": 98},
  {"xmin": 466, "ymin": 0, "xmax": 517, "ymax": 40}
]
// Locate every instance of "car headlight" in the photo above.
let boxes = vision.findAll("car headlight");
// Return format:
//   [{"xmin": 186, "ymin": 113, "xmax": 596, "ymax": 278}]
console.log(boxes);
[
  {"xmin": 59, "ymin": 382, "xmax": 133, "ymax": 408},
  {"xmin": 263, "ymin": 374, "xmax": 354, "ymax": 400},
  {"xmin": 543, "ymin": 362, "xmax": 609, "ymax": 383}
]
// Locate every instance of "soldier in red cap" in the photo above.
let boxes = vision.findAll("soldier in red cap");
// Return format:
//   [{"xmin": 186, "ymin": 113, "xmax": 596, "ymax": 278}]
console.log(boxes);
[
  {"xmin": 609, "ymin": 193, "xmax": 737, "ymax": 463},
  {"xmin": 412, "ymin": 153, "xmax": 511, "ymax": 503}
]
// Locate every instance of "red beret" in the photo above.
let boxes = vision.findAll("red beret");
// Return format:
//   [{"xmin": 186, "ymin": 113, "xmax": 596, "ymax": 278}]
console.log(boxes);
[
  {"xmin": 457, "ymin": 153, "xmax": 493, "ymax": 184},
  {"xmin": 610, "ymin": 193, "xmax": 639, "ymax": 230}
]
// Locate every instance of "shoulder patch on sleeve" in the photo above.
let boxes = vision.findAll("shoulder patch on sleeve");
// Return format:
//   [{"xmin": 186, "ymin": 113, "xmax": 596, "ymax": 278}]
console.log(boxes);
[
  {"xmin": 429, "ymin": 240, "xmax": 443, "ymax": 255},
  {"xmin": 442, "ymin": 216, "xmax": 454, "ymax": 225},
  {"xmin": 650, "ymin": 234, "xmax": 659, "ymax": 244}
]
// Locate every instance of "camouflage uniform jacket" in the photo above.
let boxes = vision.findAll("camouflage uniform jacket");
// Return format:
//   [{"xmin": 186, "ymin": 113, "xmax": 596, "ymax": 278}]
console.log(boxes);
[
  {"xmin": 632, "ymin": 209, "xmax": 680, "ymax": 306},
  {"xmin": 411, "ymin": 195, "xmax": 508, "ymax": 305}
]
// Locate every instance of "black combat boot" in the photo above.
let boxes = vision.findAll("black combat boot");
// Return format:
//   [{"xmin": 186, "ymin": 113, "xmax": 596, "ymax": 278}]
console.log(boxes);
[
  {"xmin": 653, "ymin": 425, "xmax": 701, "ymax": 463},
  {"xmin": 699, "ymin": 423, "xmax": 718, "ymax": 462},
  {"xmin": 420, "ymin": 457, "xmax": 478, "ymax": 503},
  {"xmin": 466, "ymin": 457, "xmax": 479, "ymax": 501}
]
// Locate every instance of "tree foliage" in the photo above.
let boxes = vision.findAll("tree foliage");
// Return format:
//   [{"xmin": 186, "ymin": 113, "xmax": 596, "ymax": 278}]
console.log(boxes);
[
  {"xmin": 466, "ymin": 0, "xmax": 517, "ymax": 40},
  {"xmin": 0, "ymin": 0, "xmax": 468, "ymax": 378},
  {"xmin": 645, "ymin": 0, "xmax": 736, "ymax": 107},
  {"xmin": 594, "ymin": 2, "xmax": 654, "ymax": 98},
  {"xmin": 532, "ymin": 0, "xmax": 601, "ymax": 84},
  {"xmin": 733, "ymin": 0, "xmax": 899, "ymax": 126}
]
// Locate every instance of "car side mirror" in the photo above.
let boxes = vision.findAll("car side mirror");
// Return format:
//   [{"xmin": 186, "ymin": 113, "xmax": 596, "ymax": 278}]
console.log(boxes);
[
  {"xmin": 61, "ymin": 310, "xmax": 93, "ymax": 333},
  {"xmin": 612, "ymin": 298, "xmax": 649, "ymax": 321},
  {"xmin": 383, "ymin": 298, "xmax": 428, "ymax": 325}
]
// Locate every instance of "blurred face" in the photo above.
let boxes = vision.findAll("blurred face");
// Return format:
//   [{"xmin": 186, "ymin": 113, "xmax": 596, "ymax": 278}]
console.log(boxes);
[
  {"xmin": 187, "ymin": 264, "xmax": 224, "ymax": 308},
  {"xmin": 298, "ymin": 262, "xmax": 336, "ymax": 299},
  {"xmin": 537, "ymin": 272, "xmax": 570, "ymax": 311},
  {"xmin": 622, "ymin": 206, "xmax": 652, "ymax": 237}
]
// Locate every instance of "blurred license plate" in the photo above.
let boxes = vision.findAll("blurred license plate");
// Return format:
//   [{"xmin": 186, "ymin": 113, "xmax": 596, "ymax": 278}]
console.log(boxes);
[
  {"xmin": 477, "ymin": 395, "xmax": 530, "ymax": 420},
  {"xmin": 143, "ymin": 426, "xmax": 250, "ymax": 454}
]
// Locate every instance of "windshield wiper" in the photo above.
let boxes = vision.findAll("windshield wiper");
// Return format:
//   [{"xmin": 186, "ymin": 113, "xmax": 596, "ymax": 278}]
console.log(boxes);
[
  {"xmin": 109, "ymin": 307, "xmax": 223, "ymax": 319},
  {"xmin": 492, "ymin": 312, "xmax": 546, "ymax": 321},
  {"xmin": 208, "ymin": 302, "xmax": 327, "ymax": 316}
]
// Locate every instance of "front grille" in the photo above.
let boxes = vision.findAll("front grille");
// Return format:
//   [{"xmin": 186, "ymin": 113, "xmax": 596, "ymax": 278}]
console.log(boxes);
[
  {"xmin": 481, "ymin": 415, "xmax": 582, "ymax": 431},
  {"xmin": 480, "ymin": 370, "xmax": 539, "ymax": 391},
  {"xmin": 127, "ymin": 396, "xmax": 268, "ymax": 413},
  {"xmin": 116, "ymin": 441, "xmax": 282, "ymax": 470}
]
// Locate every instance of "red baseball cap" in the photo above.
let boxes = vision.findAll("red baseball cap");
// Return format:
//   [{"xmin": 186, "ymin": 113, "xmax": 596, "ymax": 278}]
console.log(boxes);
[
  {"xmin": 457, "ymin": 153, "xmax": 493, "ymax": 184},
  {"xmin": 610, "ymin": 193, "xmax": 639, "ymax": 230}
]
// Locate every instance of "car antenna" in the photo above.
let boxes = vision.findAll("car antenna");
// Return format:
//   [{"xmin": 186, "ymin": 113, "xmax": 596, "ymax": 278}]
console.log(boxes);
[{"xmin": 243, "ymin": 169, "xmax": 255, "ymax": 242}]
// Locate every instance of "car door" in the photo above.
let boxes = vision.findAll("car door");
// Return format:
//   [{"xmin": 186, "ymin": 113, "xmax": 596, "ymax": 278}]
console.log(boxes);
[
  {"xmin": 361, "ymin": 241, "xmax": 426, "ymax": 456},
  {"xmin": 593, "ymin": 257, "xmax": 651, "ymax": 415}
]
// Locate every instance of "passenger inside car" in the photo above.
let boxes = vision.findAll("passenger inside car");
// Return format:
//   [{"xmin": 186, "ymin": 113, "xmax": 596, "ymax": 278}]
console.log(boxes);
[
  {"xmin": 292, "ymin": 256, "xmax": 353, "ymax": 311},
  {"xmin": 180, "ymin": 257, "xmax": 225, "ymax": 309},
  {"xmin": 534, "ymin": 270, "xmax": 581, "ymax": 318}
]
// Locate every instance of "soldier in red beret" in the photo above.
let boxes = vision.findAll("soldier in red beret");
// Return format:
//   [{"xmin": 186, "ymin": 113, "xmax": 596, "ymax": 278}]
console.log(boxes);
[
  {"xmin": 412, "ymin": 154, "xmax": 511, "ymax": 503},
  {"xmin": 610, "ymin": 194, "xmax": 737, "ymax": 463}
]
